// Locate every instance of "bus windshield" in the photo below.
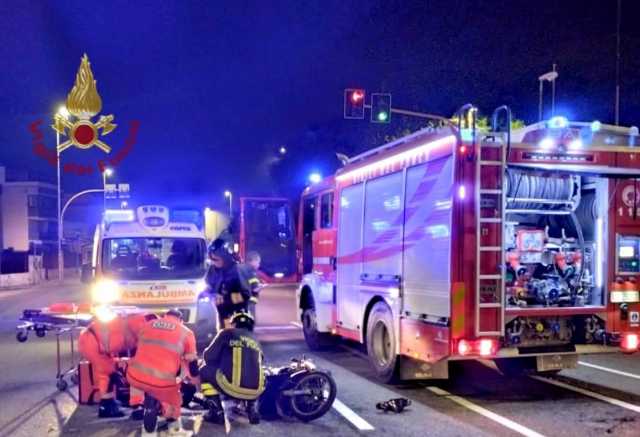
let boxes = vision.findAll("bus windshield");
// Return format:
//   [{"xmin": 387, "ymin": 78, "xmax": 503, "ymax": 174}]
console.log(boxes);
[
  {"xmin": 102, "ymin": 237, "xmax": 206, "ymax": 280},
  {"xmin": 244, "ymin": 199, "xmax": 296, "ymax": 277}
]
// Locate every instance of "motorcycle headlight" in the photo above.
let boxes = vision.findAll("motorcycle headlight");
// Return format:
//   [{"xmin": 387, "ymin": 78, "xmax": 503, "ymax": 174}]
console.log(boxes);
[{"xmin": 91, "ymin": 279, "xmax": 121, "ymax": 305}]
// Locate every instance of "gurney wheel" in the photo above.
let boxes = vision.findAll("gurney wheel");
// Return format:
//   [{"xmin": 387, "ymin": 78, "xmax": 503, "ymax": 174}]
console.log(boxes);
[
  {"xmin": 16, "ymin": 331, "xmax": 28, "ymax": 343},
  {"xmin": 70, "ymin": 373, "xmax": 79, "ymax": 385},
  {"xmin": 36, "ymin": 329, "xmax": 46, "ymax": 338},
  {"xmin": 56, "ymin": 379, "xmax": 68, "ymax": 391}
]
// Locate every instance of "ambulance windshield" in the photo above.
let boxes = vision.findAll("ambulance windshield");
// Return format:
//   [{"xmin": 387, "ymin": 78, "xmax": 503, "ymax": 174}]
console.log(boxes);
[{"xmin": 102, "ymin": 237, "xmax": 206, "ymax": 280}]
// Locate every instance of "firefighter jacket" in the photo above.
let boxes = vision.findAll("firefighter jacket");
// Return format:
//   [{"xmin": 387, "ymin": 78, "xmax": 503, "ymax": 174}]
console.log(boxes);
[
  {"xmin": 88, "ymin": 312, "xmax": 148, "ymax": 355},
  {"xmin": 205, "ymin": 263, "xmax": 251, "ymax": 309},
  {"xmin": 128, "ymin": 314, "xmax": 197, "ymax": 388},
  {"xmin": 203, "ymin": 327, "xmax": 265, "ymax": 400},
  {"xmin": 237, "ymin": 263, "xmax": 261, "ymax": 303}
]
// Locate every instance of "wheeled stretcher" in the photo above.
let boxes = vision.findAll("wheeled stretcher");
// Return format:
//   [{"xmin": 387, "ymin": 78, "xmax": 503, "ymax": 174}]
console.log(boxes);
[{"xmin": 15, "ymin": 305, "xmax": 93, "ymax": 391}]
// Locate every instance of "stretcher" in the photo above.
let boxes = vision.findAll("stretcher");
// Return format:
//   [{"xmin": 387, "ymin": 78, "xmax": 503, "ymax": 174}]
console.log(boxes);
[{"xmin": 15, "ymin": 303, "xmax": 94, "ymax": 391}]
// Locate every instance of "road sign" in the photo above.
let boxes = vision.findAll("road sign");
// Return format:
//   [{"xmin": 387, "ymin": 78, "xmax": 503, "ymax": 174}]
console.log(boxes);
[{"xmin": 104, "ymin": 183, "xmax": 130, "ymax": 199}]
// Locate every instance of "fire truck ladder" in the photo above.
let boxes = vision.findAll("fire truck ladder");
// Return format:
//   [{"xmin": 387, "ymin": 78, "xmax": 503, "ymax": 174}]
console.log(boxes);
[{"xmin": 474, "ymin": 106, "xmax": 511, "ymax": 337}]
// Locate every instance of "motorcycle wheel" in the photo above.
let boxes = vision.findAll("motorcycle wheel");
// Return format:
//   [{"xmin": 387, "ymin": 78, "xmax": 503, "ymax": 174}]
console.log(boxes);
[{"xmin": 285, "ymin": 371, "xmax": 336, "ymax": 422}]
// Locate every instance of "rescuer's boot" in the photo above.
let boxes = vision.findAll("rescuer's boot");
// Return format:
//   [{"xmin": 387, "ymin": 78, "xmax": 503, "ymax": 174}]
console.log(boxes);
[
  {"xmin": 98, "ymin": 398, "xmax": 125, "ymax": 418},
  {"xmin": 143, "ymin": 395, "xmax": 160, "ymax": 432},
  {"xmin": 246, "ymin": 400, "xmax": 260, "ymax": 424},
  {"xmin": 203, "ymin": 395, "xmax": 224, "ymax": 424}
]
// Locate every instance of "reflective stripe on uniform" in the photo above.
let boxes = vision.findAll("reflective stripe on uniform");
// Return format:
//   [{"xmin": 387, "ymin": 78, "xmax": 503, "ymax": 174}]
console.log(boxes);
[
  {"xmin": 232, "ymin": 347, "xmax": 242, "ymax": 386},
  {"xmin": 138, "ymin": 337, "xmax": 184, "ymax": 355},
  {"xmin": 130, "ymin": 361, "xmax": 177, "ymax": 384},
  {"xmin": 215, "ymin": 370, "xmax": 264, "ymax": 400},
  {"xmin": 249, "ymin": 296, "xmax": 259, "ymax": 303},
  {"xmin": 247, "ymin": 278, "xmax": 260, "ymax": 285},
  {"xmin": 201, "ymin": 382, "xmax": 218, "ymax": 396}
]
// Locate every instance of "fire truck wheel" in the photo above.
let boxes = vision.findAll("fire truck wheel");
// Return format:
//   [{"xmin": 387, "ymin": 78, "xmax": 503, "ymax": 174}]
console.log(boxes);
[
  {"xmin": 302, "ymin": 308, "xmax": 335, "ymax": 350},
  {"xmin": 366, "ymin": 302, "xmax": 399, "ymax": 383}
]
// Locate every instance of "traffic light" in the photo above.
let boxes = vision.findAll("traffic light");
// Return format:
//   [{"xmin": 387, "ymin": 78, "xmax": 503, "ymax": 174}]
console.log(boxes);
[
  {"xmin": 344, "ymin": 88, "xmax": 365, "ymax": 119},
  {"xmin": 371, "ymin": 93, "xmax": 391, "ymax": 123}
]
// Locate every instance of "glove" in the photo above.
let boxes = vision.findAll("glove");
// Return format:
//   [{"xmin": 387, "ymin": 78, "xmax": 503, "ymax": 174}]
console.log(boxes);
[{"xmin": 230, "ymin": 292, "xmax": 244, "ymax": 305}]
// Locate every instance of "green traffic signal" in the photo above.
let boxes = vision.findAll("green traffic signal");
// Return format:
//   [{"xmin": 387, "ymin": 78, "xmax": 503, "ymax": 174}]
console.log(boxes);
[
  {"xmin": 371, "ymin": 93, "xmax": 391, "ymax": 123},
  {"xmin": 377, "ymin": 111, "xmax": 388, "ymax": 122}
]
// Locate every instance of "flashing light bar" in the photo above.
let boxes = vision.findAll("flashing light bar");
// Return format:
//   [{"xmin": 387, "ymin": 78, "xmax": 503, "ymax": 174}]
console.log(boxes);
[
  {"xmin": 548, "ymin": 116, "xmax": 569, "ymax": 129},
  {"xmin": 336, "ymin": 135, "xmax": 456, "ymax": 183},
  {"xmin": 104, "ymin": 209, "xmax": 135, "ymax": 223}
]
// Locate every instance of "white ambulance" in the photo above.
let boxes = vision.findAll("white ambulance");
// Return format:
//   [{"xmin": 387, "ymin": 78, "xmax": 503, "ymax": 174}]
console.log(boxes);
[{"xmin": 89, "ymin": 205, "xmax": 214, "ymax": 344}]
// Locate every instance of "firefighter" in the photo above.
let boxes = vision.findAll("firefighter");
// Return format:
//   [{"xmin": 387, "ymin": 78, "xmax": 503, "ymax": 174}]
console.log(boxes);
[
  {"xmin": 238, "ymin": 251, "xmax": 262, "ymax": 321},
  {"xmin": 78, "ymin": 308, "xmax": 155, "ymax": 418},
  {"xmin": 199, "ymin": 311, "xmax": 264, "ymax": 425},
  {"xmin": 126, "ymin": 309, "xmax": 199, "ymax": 435},
  {"xmin": 204, "ymin": 239, "xmax": 251, "ymax": 329}
]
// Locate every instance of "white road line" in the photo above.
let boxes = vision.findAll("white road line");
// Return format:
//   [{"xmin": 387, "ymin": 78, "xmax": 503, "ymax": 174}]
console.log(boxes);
[
  {"xmin": 332, "ymin": 398, "xmax": 375, "ymax": 431},
  {"xmin": 578, "ymin": 361, "xmax": 640, "ymax": 380},
  {"xmin": 530, "ymin": 376, "xmax": 640, "ymax": 414},
  {"xmin": 427, "ymin": 386, "xmax": 546, "ymax": 437}
]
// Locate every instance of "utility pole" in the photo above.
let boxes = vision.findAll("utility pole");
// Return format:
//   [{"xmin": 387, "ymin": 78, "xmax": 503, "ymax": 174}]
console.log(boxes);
[{"xmin": 615, "ymin": 0, "xmax": 621, "ymax": 125}]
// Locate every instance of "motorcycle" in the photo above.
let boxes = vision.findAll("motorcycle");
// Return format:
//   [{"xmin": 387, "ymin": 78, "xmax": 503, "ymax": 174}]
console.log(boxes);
[{"xmin": 182, "ymin": 356, "xmax": 337, "ymax": 424}]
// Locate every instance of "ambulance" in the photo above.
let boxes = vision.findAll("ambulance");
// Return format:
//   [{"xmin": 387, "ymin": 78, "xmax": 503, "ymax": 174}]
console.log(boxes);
[{"xmin": 89, "ymin": 205, "xmax": 214, "ymax": 344}]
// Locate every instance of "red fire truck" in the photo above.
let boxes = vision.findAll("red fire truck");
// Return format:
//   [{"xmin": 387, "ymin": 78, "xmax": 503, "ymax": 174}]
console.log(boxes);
[
  {"xmin": 239, "ymin": 197, "xmax": 297, "ymax": 283},
  {"xmin": 296, "ymin": 105, "xmax": 640, "ymax": 382}
]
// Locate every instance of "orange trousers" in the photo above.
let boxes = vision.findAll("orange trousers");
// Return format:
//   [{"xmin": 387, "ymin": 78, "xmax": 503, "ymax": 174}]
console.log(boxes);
[
  {"xmin": 127, "ymin": 373, "xmax": 182, "ymax": 420},
  {"xmin": 78, "ymin": 330, "xmax": 143, "ymax": 405}
]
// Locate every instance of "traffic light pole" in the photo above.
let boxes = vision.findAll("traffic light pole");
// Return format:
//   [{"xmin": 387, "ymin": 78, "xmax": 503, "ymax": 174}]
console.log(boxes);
[{"xmin": 363, "ymin": 104, "xmax": 452, "ymax": 124}]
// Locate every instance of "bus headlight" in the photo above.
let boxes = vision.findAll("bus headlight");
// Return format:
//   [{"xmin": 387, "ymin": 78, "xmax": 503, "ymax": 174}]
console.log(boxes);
[{"xmin": 91, "ymin": 280, "xmax": 121, "ymax": 305}]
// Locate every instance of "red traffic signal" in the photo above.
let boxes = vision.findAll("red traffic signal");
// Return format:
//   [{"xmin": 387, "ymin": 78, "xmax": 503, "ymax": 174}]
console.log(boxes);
[{"xmin": 344, "ymin": 88, "xmax": 365, "ymax": 119}]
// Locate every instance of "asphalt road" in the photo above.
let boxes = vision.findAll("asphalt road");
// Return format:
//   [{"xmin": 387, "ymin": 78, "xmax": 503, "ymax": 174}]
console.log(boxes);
[{"xmin": 1, "ymin": 279, "xmax": 639, "ymax": 436}]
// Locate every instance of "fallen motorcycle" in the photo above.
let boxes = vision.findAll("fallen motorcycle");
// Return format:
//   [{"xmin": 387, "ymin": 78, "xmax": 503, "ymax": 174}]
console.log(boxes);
[{"xmin": 183, "ymin": 356, "xmax": 336, "ymax": 423}]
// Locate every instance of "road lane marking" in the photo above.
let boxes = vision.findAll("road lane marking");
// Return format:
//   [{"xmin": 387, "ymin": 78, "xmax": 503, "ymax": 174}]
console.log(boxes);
[
  {"xmin": 578, "ymin": 361, "xmax": 640, "ymax": 380},
  {"xmin": 427, "ymin": 386, "xmax": 546, "ymax": 437},
  {"xmin": 332, "ymin": 398, "xmax": 375, "ymax": 431},
  {"xmin": 530, "ymin": 376, "xmax": 640, "ymax": 414}
]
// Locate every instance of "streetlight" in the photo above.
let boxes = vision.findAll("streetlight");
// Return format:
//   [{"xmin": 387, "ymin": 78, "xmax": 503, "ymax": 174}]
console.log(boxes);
[
  {"xmin": 55, "ymin": 105, "xmax": 69, "ymax": 282},
  {"xmin": 308, "ymin": 172, "xmax": 322, "ymax": 184},
  {"xmin": 103, "ymin": 167, "xmax": 113, "ymax": 210},
  {"xmin": 224, "ymin": 190, "xmax": 233, "ymax": 218},
  {"xmin": 279, "ymin": 146, "xmax": 287, "ymax": 155},
  {"xmin": 538, "ymin": 66, "xmax": 559, "ymax": 121}
]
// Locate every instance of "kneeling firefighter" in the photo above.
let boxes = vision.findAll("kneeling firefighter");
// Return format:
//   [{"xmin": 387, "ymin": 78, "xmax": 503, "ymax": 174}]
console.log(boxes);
[
  {"xmin": 78, "ymin": 308, "xmax": 155, "ymax": 418},
  {"xmin": 127, "ymin": 309, "xmax": 199, "ymax": 435},
  {"xmin": 200, "ymin": 312, "xmax": 265, "ymax": 424}
]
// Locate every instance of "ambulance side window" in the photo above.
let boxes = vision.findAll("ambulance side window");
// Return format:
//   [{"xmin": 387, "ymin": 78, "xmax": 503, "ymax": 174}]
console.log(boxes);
[{"xmin": 320, "ymin": 192, "xmax": 334, "ymax": 229}]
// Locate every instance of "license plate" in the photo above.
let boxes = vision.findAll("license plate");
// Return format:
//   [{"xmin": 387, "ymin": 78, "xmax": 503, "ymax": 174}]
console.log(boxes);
[{"xmin": 536, "ymin": 354, "xmax": 577, "ymax": 371}]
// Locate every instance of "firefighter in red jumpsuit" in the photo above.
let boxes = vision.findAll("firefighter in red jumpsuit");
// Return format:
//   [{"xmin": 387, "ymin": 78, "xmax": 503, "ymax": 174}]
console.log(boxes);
[{"xmin": 78, "ymin": 309, "xmax": 156, "ymax": 418}]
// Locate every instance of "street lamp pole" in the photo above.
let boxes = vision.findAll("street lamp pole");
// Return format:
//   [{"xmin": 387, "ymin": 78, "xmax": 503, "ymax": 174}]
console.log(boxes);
[
  {"xmin": 538, "ymin": 68, "xmax": 559, "ymax": 121},
  {"xmin": 56, "ymin": 130, "xmax": 63, "ymax": 281}
]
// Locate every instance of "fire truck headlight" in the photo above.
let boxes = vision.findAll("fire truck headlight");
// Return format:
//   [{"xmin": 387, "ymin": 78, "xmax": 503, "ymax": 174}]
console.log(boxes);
[{"xmin": 91, "ymin": 279, "xmax": 121, "ymax": 305}]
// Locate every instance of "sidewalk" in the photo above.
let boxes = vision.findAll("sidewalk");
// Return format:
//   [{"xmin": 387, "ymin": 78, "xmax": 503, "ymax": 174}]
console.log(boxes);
[{"xmin": 0, "ymin": 274, "xmax": 81, "ymax": 294}]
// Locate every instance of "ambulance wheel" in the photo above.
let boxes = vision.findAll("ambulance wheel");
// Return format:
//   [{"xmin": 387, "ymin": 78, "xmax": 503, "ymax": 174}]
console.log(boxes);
[
  {"xmin": 366, "ymin": 302, "xmax": 399, "ymax": 383},
  {"xmin": 16, "ymin": 331, "xmax": 28, "ymax": 343},
  {"xmin": 57, "ymin": 379, "xmax": 68, "ymax": 391},
  {"xmin": 302, "ymin": 308, "xmax": 335, "ymax": 351}
]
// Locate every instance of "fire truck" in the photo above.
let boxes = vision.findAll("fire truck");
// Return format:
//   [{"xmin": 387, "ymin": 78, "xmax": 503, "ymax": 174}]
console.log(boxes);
[
  {"xmin": 89, "ymin": 205, "xmax": 213, "ymax": 345},
  {"xmin": 296, "ymin": 105, "xmax": 640, "ymax": 382}
]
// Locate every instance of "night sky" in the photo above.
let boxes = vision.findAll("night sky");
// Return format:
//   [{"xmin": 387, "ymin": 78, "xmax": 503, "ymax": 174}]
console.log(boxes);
[{"xmin": 1, "ymin": 0, "xmax": 639, "ymax": 210}]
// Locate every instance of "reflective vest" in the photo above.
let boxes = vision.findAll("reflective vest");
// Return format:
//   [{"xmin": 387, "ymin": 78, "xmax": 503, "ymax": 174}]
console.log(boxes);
[
  {"xmin": 128, "ymin": 315, "xmax": 196, "ymax": 388},
  {"xmin": 89, "ymin": 313, "xmax": 147, "ymax": 355}
]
